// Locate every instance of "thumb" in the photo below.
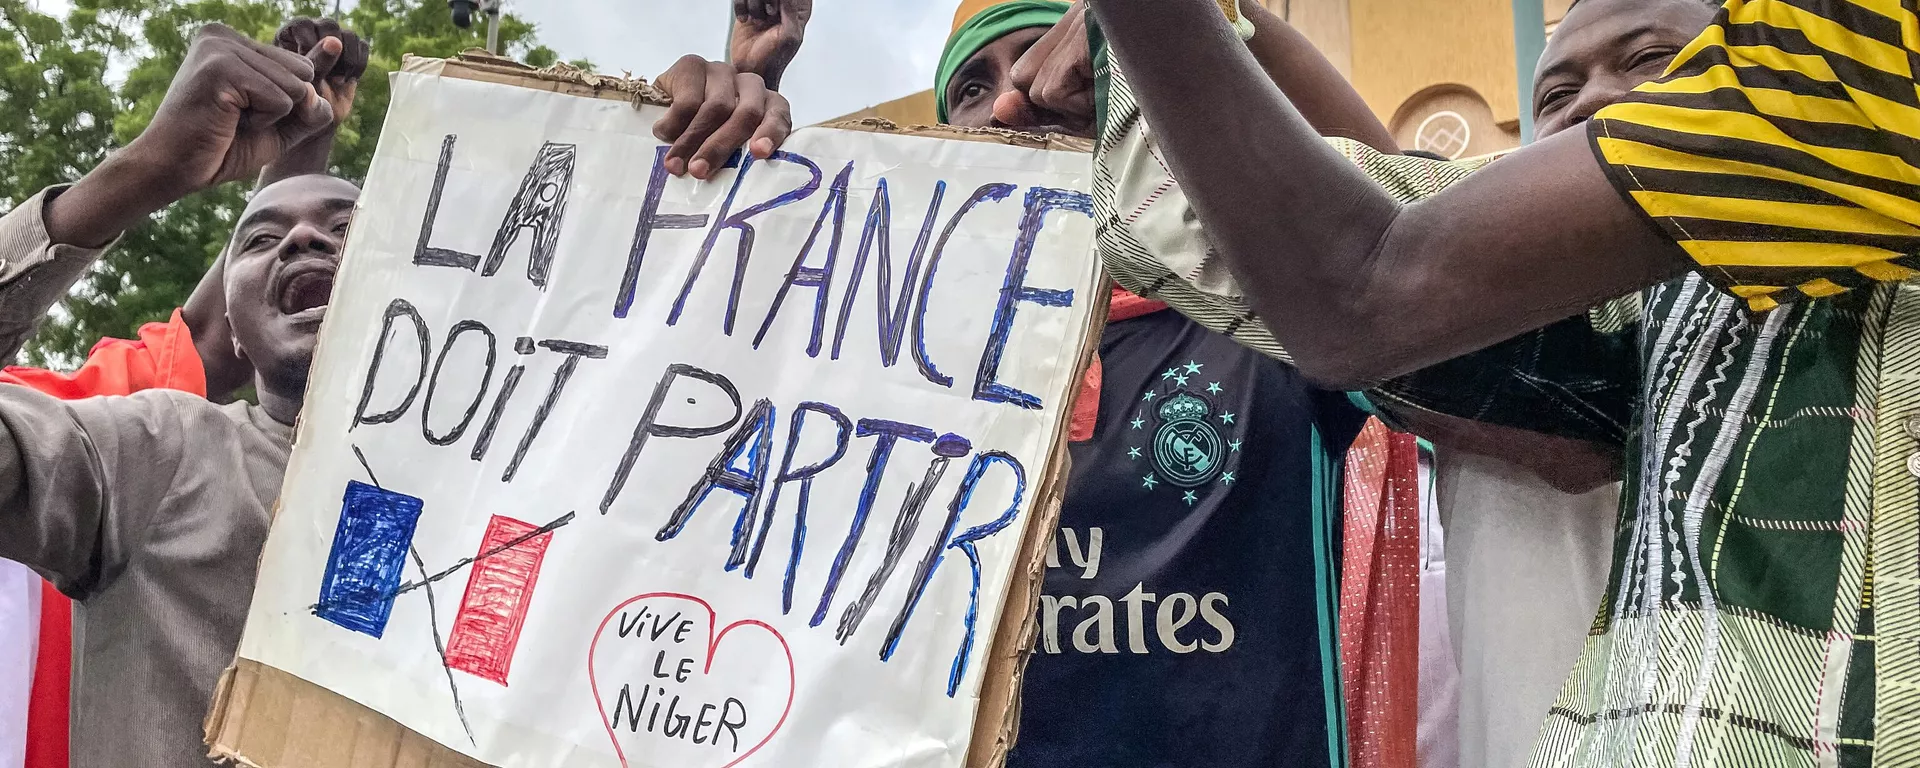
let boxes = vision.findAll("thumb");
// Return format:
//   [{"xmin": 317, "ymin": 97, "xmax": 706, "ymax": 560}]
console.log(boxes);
[
  {"xmin": 992, "ymin": 90, "xmax": 1039, "ymax": 129},
  {"xmin": 282, "ymin": 84, "xmax": 335, "ymax": 144},
  {"xmin": 307, "ymin": 36, "xmax": 344, "ymax": 81}
]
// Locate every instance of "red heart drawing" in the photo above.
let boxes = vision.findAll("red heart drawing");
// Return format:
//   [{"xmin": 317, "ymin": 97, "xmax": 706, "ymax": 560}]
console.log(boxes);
[{"xmin": 588, "ymin": 593, "xmax": 795, "ymax": 768}]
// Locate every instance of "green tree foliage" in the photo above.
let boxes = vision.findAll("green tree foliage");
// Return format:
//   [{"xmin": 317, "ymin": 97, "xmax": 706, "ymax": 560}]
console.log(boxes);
[{"xmin": 0, "ymin": 0, "xmax": 566, "ymax": 366}]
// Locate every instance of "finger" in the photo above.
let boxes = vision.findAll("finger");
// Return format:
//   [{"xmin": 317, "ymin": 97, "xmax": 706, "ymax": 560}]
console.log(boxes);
[
  {"xmin": 748, "ymin": 91, "xmax": 793, "ymax": 160},
  {"xmin": 1037, "ymin": 72, "xmax": 1093, "ymax": 122},
  {"xmin": 331, "ymin": 79, "xmax": 359, "ymax": 108},
  {"xmin": 312, "ymin": 28, "xmax": 368, "ymax": 81},
  {"xmin": 671, "ymin": 63, "xmax": 742, "ymax": 179},
  {"xmin": 692, "ymin": 73, "xmax": 769, "ymax": 177},
  {"xmin": 235, "ymin": 42, "xmax": 316, "ymax": 107},
  {"xmin": 225, "ymin": 65, "xmax": 298, "ymax": 128},
  {"xmin": 245, "ymin": 35, "xmax": 317, "ymax": 86},
  {"xmin": 1058, "ymin": 21, "xmax": 1096, "ymax": 118},
  {"xmin": 307, "ymin": 36, "xmax": 344, "ymax": 82},
  {"xmin": 232, "ymin": 45, "xmax": 329, "ymax": 141},
  {"xmin": 278, "ymin": 95, "xmax": 335, "ymax": 151},
  {"xmin": 1032, "ymin": 28, "xmax": 1093, "ymax": 119},
  {"xmin": 1007, "ymin": 45, "xmax": 1054, "ymax": 95},
  {"xmin": 336, "ymin": 30, "xmax": 370, "ymax": 80},
  {"xmin": 278, "ymin": 59, "xmax": 336, "ymax": 137},
  {"xmin": 273, "ymin": 18, "xmax": 318, "ymax": 54},
  {"xmin": 734, "ymin": 0, "xmax": 751, "ymax": 22},
  {"xmin": 308, "ymin": 19, "xmax": 345, "ymax": 74},
  {"xmin": 991, "ymin": 90, "xmax": 1039, "ymax": 129},
  {"xmin": 192, "ymin": 22, "xmax": 249, "ymax": 52},
  {"xmin": 652, "ymin": 55, "xmax": 712, "ymax": 175},
  {"xmin": 1008, "ymin": 15, "xmax": 1072, "ymax": 93}
]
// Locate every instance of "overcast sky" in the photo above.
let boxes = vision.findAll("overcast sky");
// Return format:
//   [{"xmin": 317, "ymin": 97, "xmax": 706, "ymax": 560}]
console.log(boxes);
[
  {"xmin": 514, "ymin": 0, "xmax": 960, "ymax": 125},
  {"xmin": 26, "ymin": 0, "xmax": 960, "ymax": 126}
]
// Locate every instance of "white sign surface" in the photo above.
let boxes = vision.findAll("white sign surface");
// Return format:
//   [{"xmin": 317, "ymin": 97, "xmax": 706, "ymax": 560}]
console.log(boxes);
[{"xmin": 236, "ymin": 70, "xmax": 1099, "ymax": 768}]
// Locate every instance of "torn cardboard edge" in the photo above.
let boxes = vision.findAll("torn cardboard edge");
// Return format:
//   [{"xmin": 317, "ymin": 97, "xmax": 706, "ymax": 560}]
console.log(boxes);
[{"xmin": 206, "ymin": 55, "xmax": 1110, "ymax": 768}]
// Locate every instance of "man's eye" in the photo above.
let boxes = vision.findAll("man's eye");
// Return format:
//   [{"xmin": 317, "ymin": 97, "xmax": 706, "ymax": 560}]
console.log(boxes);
[
  {"xmin": 1628, "ymin": 47, "xmax": 1679, "ymax": 71},
  {"xmin": 332, "ymin": 222, "xmax": 350, "ymax": 236},
  {"xmin": 1539, "ymin": 87, "xmax": 1576, "ymax": 113},
  {"xmin": 247, "ymin": 234, "xmax": 282, "ymax": 250},
  {"xmin": 961, "ymin": 82, "xmax": 990, "ymax": 102}
]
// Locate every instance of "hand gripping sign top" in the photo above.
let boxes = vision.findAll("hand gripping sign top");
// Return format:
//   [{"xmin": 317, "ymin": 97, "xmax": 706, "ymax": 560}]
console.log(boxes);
[{"xmin": 211, "ymin": 55, "xmax": 1103, "ymax": 768}]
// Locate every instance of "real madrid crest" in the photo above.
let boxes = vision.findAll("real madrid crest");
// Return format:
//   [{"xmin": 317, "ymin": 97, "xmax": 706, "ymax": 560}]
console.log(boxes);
[
  {"xmin": 1127, "ymin": 360, "xmax": 1244, "ymax": 505},
  {"xmin": 1153, "ymin": 392, "xmax": 1224, "ymax": 487}
]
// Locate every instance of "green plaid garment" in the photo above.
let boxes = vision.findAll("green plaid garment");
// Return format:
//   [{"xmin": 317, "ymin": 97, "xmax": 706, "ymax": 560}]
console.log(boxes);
[{"xmin": 1091, "ymin": 21, "xmax": 1920, "ymax": 768}]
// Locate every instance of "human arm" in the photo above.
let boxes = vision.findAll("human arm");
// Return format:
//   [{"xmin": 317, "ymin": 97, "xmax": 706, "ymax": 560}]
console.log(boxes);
[
  {"xmin": 0, "ymin": 190, "xmax": 119, "ymax": 368},
  {"xmin": 1084, "ymin": 30, "xmax": 1634, "ymax": 482},
  {"xmin": 43, "ymin": 25, "xmax": 336, "ymax": 249},
  {"xmin": 1237, "ymin": 1, "xmax": 1395, "ymax": 152},
  {"xmin": 1360, "ymin": 293, "xmax": 1639, "ymax": 494},
  {"xmin": 729, "ymin": 0, "xmax": 810, "ymax": 91},
  {"xmin": 1388, "ymin": 408, "xmax": 1620, "ymax": 494},
  {"xmin": 180, "ymin": 253, "xmax": 250, "ymax": 401},
  {"xmin": 1088, "ymin": 0, "xmax": 1682, "ymax": 388},
  {"xmin": 6, "ymin": 24, "xmax": 340, "ymax": 367},
  {"xmin": 645, "ymin": 0, "xmax": 809, "ymax": 179},
  {"xmin": 1011, "ymin": 1, "xmax": 1395, "ymax": 153},
  {"xmin": 0, "ymin": 387, "xmax": 189, "ymax": 598}
]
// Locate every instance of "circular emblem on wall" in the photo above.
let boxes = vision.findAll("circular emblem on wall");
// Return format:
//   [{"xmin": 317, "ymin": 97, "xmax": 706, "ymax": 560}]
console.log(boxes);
[{"xmin": 1414, "ymin": 110, "xmax": 1472, "ymax": 159}]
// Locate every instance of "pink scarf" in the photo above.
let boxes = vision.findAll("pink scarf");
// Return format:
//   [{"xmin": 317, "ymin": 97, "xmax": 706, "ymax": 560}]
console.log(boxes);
[{"xmin": 1068, "ymin": 286, "xmax": 1168, "ymax": 441}]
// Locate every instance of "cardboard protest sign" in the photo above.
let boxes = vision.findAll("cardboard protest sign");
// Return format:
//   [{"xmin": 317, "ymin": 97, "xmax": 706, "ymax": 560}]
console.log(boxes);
[{"xmin": 210, "ymin": 58, "xmax": 1102, "ymax": 768}]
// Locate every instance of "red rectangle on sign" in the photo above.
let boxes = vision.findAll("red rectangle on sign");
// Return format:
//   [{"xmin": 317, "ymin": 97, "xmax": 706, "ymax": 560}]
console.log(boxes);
[{"xmin": 445, "ymin": 515, "xmax": 554, "ymax": 685}]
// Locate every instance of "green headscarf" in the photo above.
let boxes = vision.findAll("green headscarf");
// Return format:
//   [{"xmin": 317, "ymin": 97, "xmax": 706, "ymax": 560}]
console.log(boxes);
[{"xmin": 935, "ymin": 0, "xmax": 1071, "ymax": 123}]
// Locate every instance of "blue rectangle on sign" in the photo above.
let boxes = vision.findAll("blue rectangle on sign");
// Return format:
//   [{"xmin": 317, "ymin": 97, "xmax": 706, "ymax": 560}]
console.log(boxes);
[{"xmin": 315, "ymin": 480, "xmax": 425, "ymax": 637}]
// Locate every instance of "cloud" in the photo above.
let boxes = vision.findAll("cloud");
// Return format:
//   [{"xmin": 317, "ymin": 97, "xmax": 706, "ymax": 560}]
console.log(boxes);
[{"xmin": 517, "ymin": 0, "xmax": 960, "ymax": 125}]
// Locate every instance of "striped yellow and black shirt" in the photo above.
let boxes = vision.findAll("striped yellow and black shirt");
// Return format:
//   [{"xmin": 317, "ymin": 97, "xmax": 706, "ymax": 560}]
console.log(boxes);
[{"xmin": 1590, "ymin": 0, "xmax": 1920, "ymax": 310}]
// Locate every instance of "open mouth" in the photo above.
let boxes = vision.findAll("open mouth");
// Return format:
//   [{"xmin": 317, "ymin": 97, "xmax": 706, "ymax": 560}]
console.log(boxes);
[{"xmin": 275, "ymin": 262, "xmax": 337, "ymax": 325}]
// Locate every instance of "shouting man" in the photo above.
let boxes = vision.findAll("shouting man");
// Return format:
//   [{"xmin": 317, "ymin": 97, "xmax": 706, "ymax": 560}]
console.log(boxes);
[{"xmin": 0, "ymin": 21, "xmax": 789, "ymax": 767}]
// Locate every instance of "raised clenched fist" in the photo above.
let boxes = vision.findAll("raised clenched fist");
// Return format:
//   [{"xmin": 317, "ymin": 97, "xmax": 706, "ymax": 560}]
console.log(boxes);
[
  {"xmin": 729, "ymin": 0, "xmax": 812, "ymax": 90},
  {"xmin": 126, "ymin": 23, "xmax": 337, "ymax": 196},
  {"xmin": 273, "ymin": 17, "xmax": 370, "ymax": 127}
]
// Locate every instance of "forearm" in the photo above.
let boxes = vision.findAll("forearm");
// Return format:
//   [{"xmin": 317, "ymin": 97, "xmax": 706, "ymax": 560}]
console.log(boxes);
[
  {"xmin": 1241, "ymin": 2, "xmax": 1396, "ymax": 153},
  {"xmin": 1092, "ymin": 0, "xmax": 1684, "ymax": 386},
  {"xmin": 0, "ymin": 187, "xmax": 121, "ymax": 366},
  {"xmin": 29, "ymin": 143, "xmax": 204, "ymax": 366},
  {"xmin": 258, "ymin": 127, "xmax": 336, "ymax": 188},
  {"xmin": 180, "ymin": 257, "xmax": 251, "ymax": 400},
  {"xmin": 0, "ymin": 387, "xmax": 125, "ymax": 594},
  {"xmin": 42, "ymin": 146, "xmax": 185, "ymax": 250},
  {"xmin": 1387, "ymin": 406, "xmax": 1621, "ymax": 494},
  {"xmin": 1094, "ymin": 0, "xmax": 1400, "ymax": 382}
]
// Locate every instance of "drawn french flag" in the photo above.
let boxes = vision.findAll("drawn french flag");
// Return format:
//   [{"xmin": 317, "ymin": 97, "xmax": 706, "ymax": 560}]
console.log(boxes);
[{"xmin": 445, "ymin": 516, "xmax": 557, "ymax": 686}]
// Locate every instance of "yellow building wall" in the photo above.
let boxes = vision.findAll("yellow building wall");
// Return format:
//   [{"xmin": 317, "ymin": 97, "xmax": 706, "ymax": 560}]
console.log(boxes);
[
  {"xmin": 1348, "ymin": 0, "xmax": 1520, "ymax": 127},
  {"xmin": 832, "ymin": 0, "xmax": 1570, "ymax": 154},
  {"xmin": 1266, "ymin": 0, "xmax": 1355, "ymax": 78},
  {"xmin": 1258, "ymin": 0, "xmax": 1531, "ymax": 157}
]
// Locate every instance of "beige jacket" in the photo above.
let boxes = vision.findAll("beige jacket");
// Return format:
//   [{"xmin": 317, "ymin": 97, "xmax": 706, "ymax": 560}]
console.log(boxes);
[{"xmin": 0, "ymin": 189, "xmax": 293, "ymax": 767}]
